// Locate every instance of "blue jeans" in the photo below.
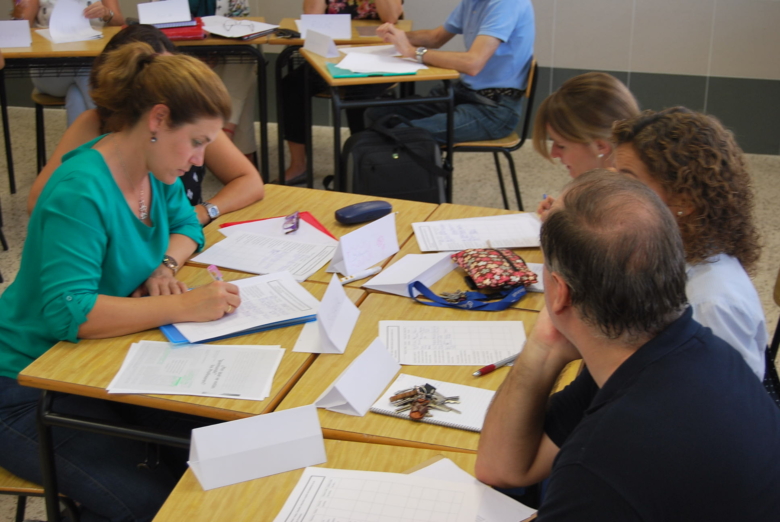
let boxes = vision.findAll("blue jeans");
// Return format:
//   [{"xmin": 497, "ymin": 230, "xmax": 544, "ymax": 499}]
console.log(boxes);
[
  {"xmin": 0, "ymin": 377, "xmax": 207, "ymax": 522},
  {"xmin": 364, "ymin": 81, "xmax": 523, "ymax": 143},
  {"xmin": 31, "ymin": 69, "xmax": 96, "ymax": 127}
]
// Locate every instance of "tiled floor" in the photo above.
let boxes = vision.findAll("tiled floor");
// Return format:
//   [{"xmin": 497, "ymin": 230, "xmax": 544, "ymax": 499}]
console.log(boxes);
[{"xmin": 1, "ymin": 107, "xmax": 779, "ymax": 521}]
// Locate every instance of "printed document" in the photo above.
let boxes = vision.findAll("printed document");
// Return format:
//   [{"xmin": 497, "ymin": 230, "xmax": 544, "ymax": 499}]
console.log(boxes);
[
  {"xmin": 46, "ymin": 0, "xmax": 102, "ymax": 43},
  {"xmin": 169, "ymin": 272, "xmax": 320, "ymax": 343},
  {"xmin": 192, "ymin": 231, "xmax": 337, "ymax": 281},
  {"xmin": 379, "ymin": 321, "xmax": 527, "ymax": 365},
  {"xmin": 201, "ymin": 16, "xmax": 277, "ymax": 38},
  {"xmin": 273, "ymin": 467, "xmax": 481, "ymax": 522},
  {"xmin": 337, "ymin": 53, "xmax": 427, "ymax": 74},
  {"xmin": 411, "ymin": 458, "xmax": 537, "ymax": 522},
  {"xmin": 413, "ymin": 214, "xmax": 542, "ymax": 252},
  {"xmin": 339, "ymin": 44, "xmax": 399, "ymax": 56},
  {"xmin": 107, "ymin": 340, "xmax": 283, "ymax": 400}
]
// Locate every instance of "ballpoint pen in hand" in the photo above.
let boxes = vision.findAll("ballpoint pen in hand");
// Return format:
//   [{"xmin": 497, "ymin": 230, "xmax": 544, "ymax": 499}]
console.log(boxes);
[
  {"xmin": 207, "ymin": 265, "xmax": 224, "ymax": 282},
  {"xmin": 473, "ymin": 352, "xmax": 521, "ymax": 377}
]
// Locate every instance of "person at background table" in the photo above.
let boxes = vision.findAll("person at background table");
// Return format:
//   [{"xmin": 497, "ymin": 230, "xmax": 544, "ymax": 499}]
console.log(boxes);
[
  {"xmin": 476, "ymin": 170, "xmax": 780, "ymax": 521},
  {"xmin": 613, "ymin": 107, "xmax": 767, "ymax": 381},
  {"xmin": 280, "ymin": 0, "xmax": 404, "ymax": 184},
  {"xmin": 364, "ymin": 0, "xmax": 534, "ymax": 145},
  {"xmin": 0, "ymin": 42, "xmax": 240, "ymax": 522},
  {"xmin": 13, "ymin": 0, "xmax": 126, "ymax": 127},
  {"xmin": 27, "ymin": 24, "xmax": 265, "ymax": 226},
  {"xmin": 533, "ymin": 72, "xmax": 639, "ymax": 218}
]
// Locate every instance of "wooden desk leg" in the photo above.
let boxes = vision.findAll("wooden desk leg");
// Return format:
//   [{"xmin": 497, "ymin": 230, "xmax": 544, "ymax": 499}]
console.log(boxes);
[
  {"xmin": 37, "ymin": 391, "xmax": 62, "ymax": 522},
  {"xmin": 331, "ymin": 86, "xmax": 343, "ymax": 192},
  {"xmin": 0, "ymin": 71, "xmax": 16, "ymax": 195}
]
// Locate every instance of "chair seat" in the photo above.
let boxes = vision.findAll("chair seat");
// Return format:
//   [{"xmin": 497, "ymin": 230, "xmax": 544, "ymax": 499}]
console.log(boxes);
[
  {"xmin": 454, "ymin": 132, "xmax": 520, "ymax": 149},
  {"xmin": 0, "ymin": 466, "xmax": 43, "ymax": 496},
  {"xmin": 31, "ymin": 89, "xmax": 66, "ymax": 107}
]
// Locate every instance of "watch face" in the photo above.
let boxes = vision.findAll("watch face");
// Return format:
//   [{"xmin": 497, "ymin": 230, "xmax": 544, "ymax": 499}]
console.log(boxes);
[{"xmin": 207, "ymin": 205, "xmax": 220, "ymax": 219}]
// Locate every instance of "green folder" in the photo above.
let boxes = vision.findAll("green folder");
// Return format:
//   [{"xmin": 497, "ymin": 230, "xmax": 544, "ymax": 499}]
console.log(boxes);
[{"xmin": 326, "ymin": 62, "xmax": 417, "ymax": 78}]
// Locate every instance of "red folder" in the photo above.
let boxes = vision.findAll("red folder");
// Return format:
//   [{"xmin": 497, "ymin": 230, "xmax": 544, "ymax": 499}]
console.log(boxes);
[
  {"xmin": 160, "ymin": 17, "xmax": 206, "ymax": 41},
  {"xmin": 219, "ymin": 211, "xmax": 337, "ymax": 240}
]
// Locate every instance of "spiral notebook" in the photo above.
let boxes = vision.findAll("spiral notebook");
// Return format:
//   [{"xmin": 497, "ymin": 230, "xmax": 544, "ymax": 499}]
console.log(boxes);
[{"xmin": 370, "ymin": 373, "xmax": 495, "ymax": 432}]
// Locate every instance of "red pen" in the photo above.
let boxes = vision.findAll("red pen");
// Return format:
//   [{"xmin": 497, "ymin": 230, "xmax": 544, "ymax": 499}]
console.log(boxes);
[{"xmin": 473, "ymin": 352, "xmax": 521, "ymax": 377}]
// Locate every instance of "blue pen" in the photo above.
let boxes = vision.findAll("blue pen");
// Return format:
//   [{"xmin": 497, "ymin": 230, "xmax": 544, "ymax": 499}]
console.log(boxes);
[{"xmin": 543, "ymin": 193, "xmax": 547, "ymax": 200}]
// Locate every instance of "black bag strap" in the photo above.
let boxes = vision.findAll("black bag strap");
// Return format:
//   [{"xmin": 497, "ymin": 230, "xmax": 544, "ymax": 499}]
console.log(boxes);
[
  {"xmin": 409, "ymin": 281, "xmax": 527, "ymax": 311},
  {"xmin": 368, "ymin": 115, "xmax": 450, "ymax": 179}
]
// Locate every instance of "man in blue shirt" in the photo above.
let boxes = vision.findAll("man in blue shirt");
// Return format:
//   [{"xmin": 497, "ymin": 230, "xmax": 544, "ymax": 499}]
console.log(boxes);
[{"xmin": 366, "ymin": 0, "xmax": 535, "ymax": 142}]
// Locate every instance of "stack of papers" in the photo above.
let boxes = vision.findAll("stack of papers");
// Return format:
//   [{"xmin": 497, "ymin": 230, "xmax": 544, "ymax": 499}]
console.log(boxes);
[
  {"xmin": 201, "ymin": 15, "xmax": 278, "ymax": 39},
  {"xmin": 161, "ymin": 272, "xmax": 320, "ymax": 344},
  {"xmin": 413, "ymin": 214, "xmax": 542, "ymax": 252},
  {"xmin": 38, "ymin": 0, "xmax": 102, "ymax": 44},
  {"xmin": 137, "ymin": 0, "xmax": 193, "ymax": 28},
  {"xmin": 107, "ymin": 340, "xmax": 283, "ymax": 401},
  {"xmin": 337, "ymin": 53, "xmax": 427, "ymax": 75}
]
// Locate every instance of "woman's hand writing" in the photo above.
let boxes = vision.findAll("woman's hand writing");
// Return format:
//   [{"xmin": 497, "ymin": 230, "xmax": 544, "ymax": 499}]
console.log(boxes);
[{"xmin": 181, "ymin": 282, "xmax": 241, "ymax": 322}]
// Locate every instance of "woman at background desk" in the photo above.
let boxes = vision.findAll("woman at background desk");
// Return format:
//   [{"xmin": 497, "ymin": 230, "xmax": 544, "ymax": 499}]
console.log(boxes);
[
  {"xmin": 280, "ymin": 0, "xmax": 404, "ymax": 184},
  {"xmin": 27, "ymin": 25, "xmax": 265, "ymax": 225},
  {"xmin": 0, "ymin": 42, "xmax": 240, "ymax": 522},
  {"xmin": 613, "ymin": 107, "xmax": 767, "ymax": 382},
  {"xmin": 533, "ymin": 72, "xmax": 639, "ymax": 218}
]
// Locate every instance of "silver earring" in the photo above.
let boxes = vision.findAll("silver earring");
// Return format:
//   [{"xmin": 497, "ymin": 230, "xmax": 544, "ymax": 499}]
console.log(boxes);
[
  {"xmin": 598, "ymin": 153, "xmax": 604, "ymax": 158},
  {"xmin": 151, "ymin": 135, "xmax": 157, "ymax": 143},
  {"xmin": 677, "ymin": 211, "xmax": 683, "ymax": 216}
]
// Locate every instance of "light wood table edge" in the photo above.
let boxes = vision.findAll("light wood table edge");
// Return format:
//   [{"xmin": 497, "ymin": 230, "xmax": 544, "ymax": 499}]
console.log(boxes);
[{"xmin": 321, "ymin": 428, "xmax": 476, "ymax": 454}]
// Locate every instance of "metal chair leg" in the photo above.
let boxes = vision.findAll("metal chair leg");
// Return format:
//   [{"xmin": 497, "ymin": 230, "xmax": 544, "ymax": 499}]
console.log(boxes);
[
  {"xmin": 493, "ymin": 151, "xmax": 509, "ymax": 210},
  {"xmin": 36, "ymin": 103, "xmax": 46, "ymax": 173},
  {"xmin": 14, "ymin": 495, "xmax": 26, "ymax": 522},
  {"xmin": 503, "ymin": 150, "xmax": 523, "ymax": 211}
]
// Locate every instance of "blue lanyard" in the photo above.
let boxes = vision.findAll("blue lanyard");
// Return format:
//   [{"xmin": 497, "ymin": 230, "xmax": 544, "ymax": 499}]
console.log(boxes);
[{"xmin": 408, "ymin": 281, "xmax": 527, "ymax": 311}]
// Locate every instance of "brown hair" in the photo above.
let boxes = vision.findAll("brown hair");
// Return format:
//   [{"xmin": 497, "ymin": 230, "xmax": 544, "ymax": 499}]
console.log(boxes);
[
  {"xmin": 612, "ymin": 107, "xmax": 760, "ymax": 272},
  {"xmin": 91, "ymin": 42, "xmax": 231, "ymax": 131},
  {"xmin": 542, "ymin": 169, "xmax": 687, "ymax": 341},
  {"xmin": 533, "ymin": 72, "xmax": 640, "ymax": 160}
]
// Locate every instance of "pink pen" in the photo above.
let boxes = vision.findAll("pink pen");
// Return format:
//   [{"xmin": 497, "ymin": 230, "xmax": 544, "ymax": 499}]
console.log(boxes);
[{"xmin": 207, "ymin": 264, "xmax": 223, "ymax": 282}]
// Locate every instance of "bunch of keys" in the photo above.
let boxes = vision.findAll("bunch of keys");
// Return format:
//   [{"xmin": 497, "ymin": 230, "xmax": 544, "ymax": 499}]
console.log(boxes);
[{"xmin": 389, "ymin": 383, "xmax": 461, "ymax": 422}]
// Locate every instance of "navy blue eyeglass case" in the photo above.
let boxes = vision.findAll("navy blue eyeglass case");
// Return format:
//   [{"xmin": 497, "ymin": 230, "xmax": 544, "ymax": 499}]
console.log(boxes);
[{"xmin": 335, "ymin": 201, "xmax": 393, "ymax": 225}]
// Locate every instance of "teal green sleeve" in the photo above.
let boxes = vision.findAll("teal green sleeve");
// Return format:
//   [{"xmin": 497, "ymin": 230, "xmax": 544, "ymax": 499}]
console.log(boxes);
[
  {"xmin": 165, "ymin": 179, "xmax": 205, "ymax": 251},
  {"xmin": 38, "ymin": 176, "xmax": 104, "ymax": 342}
]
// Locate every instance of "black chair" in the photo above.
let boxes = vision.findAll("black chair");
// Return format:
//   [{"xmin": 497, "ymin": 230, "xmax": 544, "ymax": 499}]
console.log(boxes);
[
  {"xmin": 451, "ymin": 59, "xmax": 539, "ymax": 211},
  {"xmin": 763, "ymin": 267, "xmax": 780, "ymax": 408}
]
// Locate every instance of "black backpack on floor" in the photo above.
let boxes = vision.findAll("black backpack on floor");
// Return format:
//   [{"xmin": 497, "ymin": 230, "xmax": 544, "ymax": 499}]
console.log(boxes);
[{"xmin": 336, "ymin": 114, "xmax": 448, "ymax": 203}]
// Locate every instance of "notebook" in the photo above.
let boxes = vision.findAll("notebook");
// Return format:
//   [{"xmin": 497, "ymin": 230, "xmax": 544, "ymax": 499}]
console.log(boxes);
[
  {"xmin": 325, "ymin": 62, "xmax": 416, "ymax": 78},
  {"xmin": 370, "ymin": 373, "xmax": 495, "ymax": 432}
]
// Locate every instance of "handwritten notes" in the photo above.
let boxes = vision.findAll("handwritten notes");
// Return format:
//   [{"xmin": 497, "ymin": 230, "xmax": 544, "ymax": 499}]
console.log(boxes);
[{"xmin": 413, "ymin": 214, "xmax": 541, "ymax": 252}]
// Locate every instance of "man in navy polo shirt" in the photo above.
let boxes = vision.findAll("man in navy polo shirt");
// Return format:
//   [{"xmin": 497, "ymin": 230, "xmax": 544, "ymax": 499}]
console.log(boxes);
[
  {"xmin": 476, "ymin": 169, "xmax": 780, "ymax": 520},
  {"xmin": 365, "ymin": 0, "xmax": 535, "ymax": 143}
]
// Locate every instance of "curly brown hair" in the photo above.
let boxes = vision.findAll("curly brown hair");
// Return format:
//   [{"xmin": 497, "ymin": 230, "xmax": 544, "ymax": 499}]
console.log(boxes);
[{"xmin": 612, "ymin": 107, "xmax": 760, "ymax": 273}]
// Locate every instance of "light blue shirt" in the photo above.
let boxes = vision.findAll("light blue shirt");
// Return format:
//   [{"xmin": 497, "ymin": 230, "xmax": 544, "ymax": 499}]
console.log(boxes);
[
  {"xmin": 443, "ymin": 0, "xmax": 535, "ymax": 91},
  {"xmin": 687, "ymin": 254, "xmax": 768, "ymax": 380}
]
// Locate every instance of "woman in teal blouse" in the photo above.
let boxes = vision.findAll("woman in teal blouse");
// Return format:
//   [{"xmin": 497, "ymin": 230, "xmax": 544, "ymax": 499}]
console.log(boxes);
[{"xmin": 0, "ymin": 43, "xmax": 240, "ymax": 522}]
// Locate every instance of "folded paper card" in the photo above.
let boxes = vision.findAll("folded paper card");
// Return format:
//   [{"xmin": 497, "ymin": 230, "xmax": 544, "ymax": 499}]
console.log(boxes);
[
  {"xmin": 315, "ymin": 338, "xmax": 400, "ymax": 416},
  {"xmin": 327, "ymin": 212, "xmax": 399, "ymax": 276},
  {"xmin": 363, "ymin": 252, "xmax": 455, "ymax": 297},
  {"xmin": 303, "ymin": 29, "xmax": 339, "ymax": 58},
  {"xmin": 0, "ymin": 21, "xmax": 32, "ymax": 48},
  {"xmin": 292, "ymin": 274, "xmax": 360, "ymax": 354},
  {"xmin": 296, "ymin": 13, "xmax": 351, "ymax": 39},
  {"xmin": 526, "ymin": 262, "xmax": 544, "ymax": 292},
  {"xmin": 189, "ymin": 405, "xmax": 327, "ymax": 491},
  {"xmin": 137, "ymin": 0, "xmax": 191, "ymax": 26}
]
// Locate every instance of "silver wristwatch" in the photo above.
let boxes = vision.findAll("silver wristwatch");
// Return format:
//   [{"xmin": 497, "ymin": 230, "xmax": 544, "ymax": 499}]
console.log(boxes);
[
  {"xmin": 415, "ymin": 47, "xmax": 428, "ymax": 64},
  {"xmin": 200, "ymin": 201, "xmax": 220, "ymax": 223}
]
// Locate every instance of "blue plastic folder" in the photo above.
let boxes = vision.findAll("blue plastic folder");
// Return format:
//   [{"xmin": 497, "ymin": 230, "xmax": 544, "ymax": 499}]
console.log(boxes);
[
  {"xmin": 160, "ymin": 316, "xmax": 316, "ymax": 344},
  {"xmin": 326, "ymin": 62, "xmax": 417, "ymax": 78}
]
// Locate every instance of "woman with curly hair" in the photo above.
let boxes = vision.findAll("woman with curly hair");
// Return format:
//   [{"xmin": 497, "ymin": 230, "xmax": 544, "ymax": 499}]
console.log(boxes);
[
  {"xmin": 534, "ymin": 72, "xmax": 640, "ymax": 217},
  {"xmin": 613, "ymin": 106, "xmax": 766, "ymax": 380}
]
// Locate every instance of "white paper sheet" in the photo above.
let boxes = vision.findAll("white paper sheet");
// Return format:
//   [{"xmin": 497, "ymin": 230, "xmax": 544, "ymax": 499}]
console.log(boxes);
[
  {"xmin": 297, "ymin": 13, "xmax": 351, "ymax": 39},
  {"xmin": 413, "ymin": 214, "xmax": 542, "ymax": 252},
  {"xmin": 327, "ymin": 213, "xmax": 399, "ymax": 276},
  {"xmin": 107, "ymin": 341, "xmax": 283, "ymax": 400},
  {"xmin": 0, "ymin": 21, "xmax": 32, "ymax": 48},
  {"xmin": 363, "ymin": 252, "xmax": 455, "ymax": 297},
  {"xmin": 303, "ymin": 29, "xmax": 339, "ymax": 58},
  {"xmin": 337, "ymin": 53, "xmax": 428, "ymax": 74},
  {"xmin": 137, "ymin": 0, "xmax": 191, "ymax": 25},
  {"xmin": 526, "ymin": 262, "xmax": 544, "ymax": 293},
  {"xmin": 220, "ymin": 216, "xmax": 335, "ymax": 245},
  {"xmin": 273, "ymin": 466, "xmax": 481, "ymax": 522},
  {"xmin": 192, "ymin": 231, "xmax": 337, "ymax": 281},
  {"xmin": 48, "ymin": 0, "xmax": 102, "ymax": 44},
  {"xmin": 171, "ymin": 272, "xmax": 320, "ymax": 343},
  {"xmin": 338, "ymin": 44, "xmax": 399, "ymax": 56},
  {"xmin": 411, "ymin": 459, "xmax": 537, "ymax": 522},
  {"xmin": 200, "ymin": 15, "xmax": 277, "ymax": 38},
  {"xmin": 379, "ymin": 321, "xmax": 527, "ymax": 365},
  {"xmin": 315, "ymin": 338, "xmax": 400, "ymax": 416},
  {"xmin": 292, "ymin": 275, "xmax": 360, "ymax": 354},
  {"xmin": 189, "ymin": 405, "xmax": 327, "ymax": 491}
]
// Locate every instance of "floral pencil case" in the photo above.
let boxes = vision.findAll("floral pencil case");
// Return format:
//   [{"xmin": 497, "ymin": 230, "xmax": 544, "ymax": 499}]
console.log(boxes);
[{"xmin": 450, "ymin": 248, "xmax": 538, "ymax": 291}]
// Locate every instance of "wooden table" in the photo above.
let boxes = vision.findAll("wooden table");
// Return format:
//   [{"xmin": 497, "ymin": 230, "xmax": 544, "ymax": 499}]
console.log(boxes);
[
  {"xmin": 386, "ymin": 203, "xmax": 546, "ymax": 312},
  {"xmin": 276, "ymin": 292, "xmax": 539, "ymax": 453},
  {"xmin": 298, "ymin": 48, "xmax": 460, "ymax": 196},
  {"xmin": 153, "ymin": 440, "xmax": 477, "ymax": 522},
  {"xmin": 189, "ymin": 184, "xmax": 438, "ymax": 288},
  {"xmin": 0, "ymin": 18, "xmax": 272, "ymax": 192},
  {"xmin": 266, "ymin": 18, "xmax": 413, "ymax": 46}
]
